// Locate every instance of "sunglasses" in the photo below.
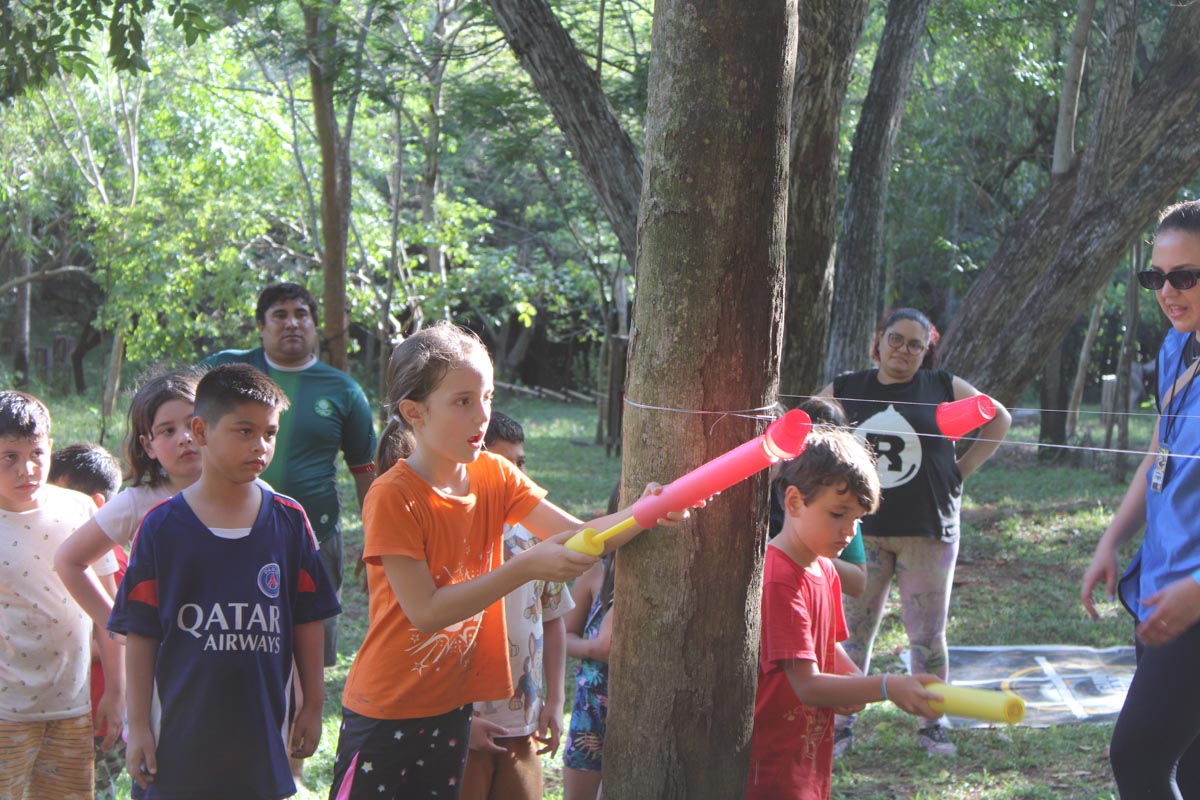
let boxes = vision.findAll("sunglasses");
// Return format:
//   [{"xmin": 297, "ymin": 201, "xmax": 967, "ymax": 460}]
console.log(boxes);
[{"xmin": 1137, "ymin": 269, "xmax": 1200, "ymax": 291}]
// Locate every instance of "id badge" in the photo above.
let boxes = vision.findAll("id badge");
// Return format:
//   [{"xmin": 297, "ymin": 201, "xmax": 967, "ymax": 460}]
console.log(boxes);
[{"xmin": 1151, "ymin": 446, "xmax": 1169, "ymax": 492}]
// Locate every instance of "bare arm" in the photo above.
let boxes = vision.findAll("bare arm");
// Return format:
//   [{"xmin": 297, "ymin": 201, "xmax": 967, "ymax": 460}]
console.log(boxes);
[
  {"xmin": 1081, "ymin": 420, "xmax": 1157, "ymax": 618},
  {"xmin": 782, "ymin": 658, "xmax": 941, "ymax": 718},
  {"xmin": 352, "ymin": 470, "xmax": 374, "ymax": 511},
  {"xmin": 521, "ymin": 487, "xmax": 692, "ymax": 553},
  {"xmin": 563, "ymin": 563, "xmax": 601, "ymax": 660},
  {"xmin": 382, "ymin": 535, "xmax": 595, "ymax": 635},
  {"xmin": 94, "ymin": 571, "xmax": 125, "ymax": 750},
  {"xmin": 951, "ymin": 376, "xmax": 1012, "ymax": 479},
  {"xmin": 125, "ymin": 633, "xmax": 160, "ymax": 790},
  {"xmin": 833, "ymin": 559, "xmax": 867, "ymax": 598},
  {"xmin": 289, "ymin": 620, "xmax": 325, "ymax": 758},
  {"xmin": 54, "ymin": 519, "xmax": 123, "ymax": 630},
  {"xmin": 537, "ymin": 615, "xmax": 567, "ymax": 756}
]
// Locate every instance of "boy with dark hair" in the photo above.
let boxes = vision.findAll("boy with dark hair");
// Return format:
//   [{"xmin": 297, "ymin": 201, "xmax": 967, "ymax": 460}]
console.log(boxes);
[
  {"xmin": 0, "ymin": 392, "xmax": 117, "ymax": 798},
  {"xmin": 461, "ymin": 411, "xmax": 573, "ymax": 800},
  {"xmin": 746, "ymin": 428, "xmax": 943, "ymax": 800},
  {"xmin": 207, "ymin": 282, "xmax": 376, "ymax": 679},
  {"xmin": 50, "ymin": 442, "xmax": 123, "ymax": 502},
  {"xmin": 109, "ymin": 364, "xmax": 341, "ymax": 798},
  {"xmin": 49, "ymin": 442, "xmax": 128, "ymax": 798}
]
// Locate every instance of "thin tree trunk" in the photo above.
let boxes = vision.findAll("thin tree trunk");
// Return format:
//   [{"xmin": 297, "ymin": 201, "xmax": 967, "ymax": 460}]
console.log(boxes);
[
  {"xmin": 604, "ymin": 0, "xmax": 795, "ymax": 795},
  {"xmin": 1053, "ymin": 0, "xmax": 1097, "ymax": 174},
  {"xmin": 1041, "ymin": 0, "xmax": 1097, "ymax": 447},
  {"xmin": 1114, "ymin": 246, "xmax": 1141, "ymax": 481},
  {"xmin": 1066, "ymin": 295, "xmax": 1104, "ymax": 440},
  {"xmin": 780, "ymin": 0, "xmax": 870, "ymax": 395},
  {"xmin": 303, "ymin": 0, "xmax": 373, "ymax": 371},
  {"xmin": 488, "ymin": 0, "xmax": 643, "ymax": 266},
  {"xmin": 12, "ymin": 211, "xmax": 31, "ymax": 387},
  {"xmin": 99, "ymin": 330, "xmax": 124, "ymax": 444},
  {"xmin": 941, "ymin": 0, "xmax": 1196, "ymax": 405},
  {"xmin": 824, "ymin": 0, "xmax": 932, "ymax": 379}
]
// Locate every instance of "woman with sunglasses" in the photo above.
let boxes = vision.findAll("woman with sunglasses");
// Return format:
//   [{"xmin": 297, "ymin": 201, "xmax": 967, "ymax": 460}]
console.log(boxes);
[
  {"xmin": 819, "ymin": 307, "xmax": 1011, "ymax": 758},
  {"xmin": 1083, "ymin": 200, "xmax": 1200, "ymax": 798}
]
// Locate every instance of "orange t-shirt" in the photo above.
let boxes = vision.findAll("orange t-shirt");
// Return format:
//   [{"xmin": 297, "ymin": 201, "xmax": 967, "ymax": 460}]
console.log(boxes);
[{"xmin": 342, "ymin": 452, "xmax": 548, "ymax": 720}]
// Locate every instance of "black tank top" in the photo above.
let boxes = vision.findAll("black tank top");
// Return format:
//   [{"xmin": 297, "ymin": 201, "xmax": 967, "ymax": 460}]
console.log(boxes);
[{"xmin": 833, "ymin": 368, "xmax": 962, "ymax": 540}]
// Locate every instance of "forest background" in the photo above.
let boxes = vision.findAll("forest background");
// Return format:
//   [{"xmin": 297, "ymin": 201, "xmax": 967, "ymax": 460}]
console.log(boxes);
[{"xmin": 5, "ymin": 0, "xmax": 1200, "ymax": 797}]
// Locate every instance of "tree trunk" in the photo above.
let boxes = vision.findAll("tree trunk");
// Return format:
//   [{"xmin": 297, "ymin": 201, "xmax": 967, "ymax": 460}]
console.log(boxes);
[
  {"xmin": 489, "ymin": 0, "xmax": 643, "ymax": 266},
  {"xmin": 604, "ymin": 1, "xmax": 795, "ymax": 796},
  {"xmin": 12, "ymin": 211, "xmax": 31, "ymax": 387},
  {"xmin": 1052, "ymin": 0, "xmax": 1097, "ymax": 175},
  {"xmin": 71, "ymin": 317, "xmax": 102, "ymax": 395},
  {"xmin": 780, "ymin": 0, "xmax": 870, "ymax": 395},
  {"xmin": 1066, "ymin": 295, "xmax": 1104, "ymax": 440},
  {"xmin": 100, "ymin": 330, "xmax": 124, "ymax": 445},
  {"xmin": 304, "ymin": 1, "xmax": 351, "ymax": 371},
  {"xmin": 824, "ymin": 0, "xmax": 932, "ymax": 379},
  {"xmin": 1114, "ymin": 246, "xmax": 1141, "ymax": 481},
  {"xmin": 940, "ymin": 0, "xmax": 1200, "ymax": 405},
  {"xmin": 1039, "ymin": 343, "xmax": 1068, "ymax": 457},
  {"xmin": 1041, "ymin": 0, "xmax": 1098, "ymax": 447}
]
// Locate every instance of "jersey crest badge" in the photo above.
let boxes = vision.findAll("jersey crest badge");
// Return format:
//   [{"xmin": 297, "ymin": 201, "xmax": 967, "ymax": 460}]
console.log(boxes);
[
  {"xmin": 313, "ymin": 397, "xmax": 335, "ymax": 418},
  {"xmin": 258, "ymin": 563, "xmax": 281, "ymax": 598}
]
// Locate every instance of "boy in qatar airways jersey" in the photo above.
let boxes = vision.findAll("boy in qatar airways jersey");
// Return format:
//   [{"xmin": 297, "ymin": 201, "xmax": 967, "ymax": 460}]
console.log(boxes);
[{"xmin": 108, "ymin": 364, "xmax": 341, "ymax": 799}]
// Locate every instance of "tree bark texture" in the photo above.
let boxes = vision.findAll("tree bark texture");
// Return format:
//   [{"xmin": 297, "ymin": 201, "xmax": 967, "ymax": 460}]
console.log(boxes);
[
  {"xmin": 1052, "ymin": 0, "xmax": 1097, "ymax": 174},
  {"xmin": 489, "ymin": 0, "xmax": 643, "ymax": 266},
  {"xmin": 604, "ymin": 2, "xmax": 795, "ymax": 797},
  {"xmin": 780, "ymin": 0, "xmax": 870, "ymax": 396},
  {"xmin": 940, "ymin": 0, "xmax": 1200, "ymax": 406},
  {"xmin": 304, "ymin": 1, "xmax": 350, "ymax": 372},
  {"xmin": 824, "ymin": 0, "xmax": 932, "ymax": 380}
]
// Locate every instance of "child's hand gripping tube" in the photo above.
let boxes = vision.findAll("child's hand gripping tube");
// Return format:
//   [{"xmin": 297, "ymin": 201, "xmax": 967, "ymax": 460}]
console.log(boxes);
[
  {"xmin": 564, "ymin": 410, "xmax": 812, "ymax": 555},
  {"xmin": 926, "ymin": 683, "xmax": 1026, "ymax": 724}
]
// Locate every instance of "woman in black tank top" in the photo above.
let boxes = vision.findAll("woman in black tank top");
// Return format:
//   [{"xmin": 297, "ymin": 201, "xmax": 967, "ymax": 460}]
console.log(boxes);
[{"xmin": 819, "ymin": 308, "xmax": 1011, "ymax": 757}]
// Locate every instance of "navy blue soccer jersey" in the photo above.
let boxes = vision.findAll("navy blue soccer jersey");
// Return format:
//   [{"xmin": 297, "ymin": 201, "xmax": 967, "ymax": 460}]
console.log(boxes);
[{"xmin": 108, "ymin": 487, "xmax": 341, "ymax": 800}]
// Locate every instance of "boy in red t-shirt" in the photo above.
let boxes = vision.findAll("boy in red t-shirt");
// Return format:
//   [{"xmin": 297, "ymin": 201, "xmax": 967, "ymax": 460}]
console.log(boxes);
[
  {"xmin": 49, "ymin": 443, "xmax": 127, "ymax": 798},
  {"xmin": 746, "ymin": 429, "xmax": 943, "ymax": 800}
]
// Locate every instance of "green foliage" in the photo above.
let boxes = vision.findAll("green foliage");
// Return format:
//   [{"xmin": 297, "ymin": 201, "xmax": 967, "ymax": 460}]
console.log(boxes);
[{"xmin": 0, "ymin": 0, "xmax": 221, "ymax": 101}]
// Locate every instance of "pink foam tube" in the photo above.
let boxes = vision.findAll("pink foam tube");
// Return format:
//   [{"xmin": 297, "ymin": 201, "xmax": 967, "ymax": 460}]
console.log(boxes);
[
  {"xmin": 629, "ymin": 409, "xmax": 812, "ymax": 528},
  {"xmin": 936, "ymin": 394, "xmax": 997, "ymax": 442}
]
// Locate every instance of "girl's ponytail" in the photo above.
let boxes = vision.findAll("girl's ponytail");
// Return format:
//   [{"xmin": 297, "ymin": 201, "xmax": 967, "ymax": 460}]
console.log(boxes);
[{"xmin": 375, "ymin": 415, "xmax": 414, "ymax": 474}]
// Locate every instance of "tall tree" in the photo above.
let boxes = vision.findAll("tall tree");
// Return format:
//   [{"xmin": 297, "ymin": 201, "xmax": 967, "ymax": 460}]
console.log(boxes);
[
  {"xmin": 604, "ymin": 0, "xmax": 795, "ymax": 796},
  {"xmin": 824, "ymin": 0, "xmax": 933, "ymax": 378},
  {"xmin": 302, "ymin": 0, "xmax": 376, "ymax": 370},
  {"xmin": 780, "ymin": 0, "xmax": 870, "ymax": 395},
  {"xmin": 488, "ymin": 0, "xmax": 643, "ymax": 266},
  {"xmin": 1041, "ymin": 0, "xmax": 1097, "ymax": 448},
  {"xmin": 941, "ymin": 0, "xmax": 1200, "ymax": 404}
]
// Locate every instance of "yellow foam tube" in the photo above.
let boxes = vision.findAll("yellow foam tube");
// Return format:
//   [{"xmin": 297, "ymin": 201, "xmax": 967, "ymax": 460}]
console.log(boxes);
[
  {"xmin": 564, "ymin": 516, "xmax": 638, "ymax": 556},
  {"xmin": 927, "ymin": 683, "xmax": 1025, "ymax": 724}
]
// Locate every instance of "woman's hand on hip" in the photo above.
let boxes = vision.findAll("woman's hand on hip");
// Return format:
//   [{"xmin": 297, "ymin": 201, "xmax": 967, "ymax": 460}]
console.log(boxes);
[{"xmin": 1136, "ymin": 575, "xmax": 1200, "ymax": 646}]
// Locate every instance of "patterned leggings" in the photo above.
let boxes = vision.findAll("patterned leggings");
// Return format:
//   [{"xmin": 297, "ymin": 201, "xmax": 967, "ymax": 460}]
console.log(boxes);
[{"xmin": 841, "ymin": 535, "xmax": 959, "ymax": 726}]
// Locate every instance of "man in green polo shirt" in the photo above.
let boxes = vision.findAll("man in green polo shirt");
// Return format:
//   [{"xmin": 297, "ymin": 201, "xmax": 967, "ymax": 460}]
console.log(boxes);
[{"xmin": 206, "ymin": 283, "xmax": 377, "ymax": 668}]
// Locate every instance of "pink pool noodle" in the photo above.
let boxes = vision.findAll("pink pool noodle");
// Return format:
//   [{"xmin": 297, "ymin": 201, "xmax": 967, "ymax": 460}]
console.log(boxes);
[{"xmin": 629, "ymin": 409, "xmax": 812, "ymax": 527}]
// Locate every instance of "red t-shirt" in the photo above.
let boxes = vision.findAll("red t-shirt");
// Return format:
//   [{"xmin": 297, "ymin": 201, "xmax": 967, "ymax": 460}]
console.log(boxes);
[
  {"xmin": 343, "ymin": 453, "xmax": 547, "ymax": 720},
  {"xmin": 746, "ymin": 546, "xmax": 846, "ymax": 800}
]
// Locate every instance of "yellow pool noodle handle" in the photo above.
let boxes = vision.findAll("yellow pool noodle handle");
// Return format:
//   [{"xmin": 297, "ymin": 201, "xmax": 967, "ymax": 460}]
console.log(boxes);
[
  {"xmin": 927, "ymin": 682, "xmax": 1025, "ymax": 724},
  {"xmin": 564, "ymin": 516, "xmax": 639, "ymax": 556}
]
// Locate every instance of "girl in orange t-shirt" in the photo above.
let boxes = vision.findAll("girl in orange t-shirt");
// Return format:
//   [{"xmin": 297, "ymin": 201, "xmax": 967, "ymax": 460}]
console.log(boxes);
[{"xmin": 329, "ymin": 322, "xmax": 688, "ymax": 800}]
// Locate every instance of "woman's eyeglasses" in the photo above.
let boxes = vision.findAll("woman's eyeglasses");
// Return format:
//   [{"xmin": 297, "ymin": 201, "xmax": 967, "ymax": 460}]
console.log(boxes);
[
  {"xmin": 885, "ymin": 332, "xmax": 927, "ymax": 356},
  {"xmin": 1137, "ymin": 269, "xmax": 1200, "ymax": 291}
]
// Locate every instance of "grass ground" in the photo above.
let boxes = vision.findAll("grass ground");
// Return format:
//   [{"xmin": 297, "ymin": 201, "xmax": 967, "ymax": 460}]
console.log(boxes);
[{"xmin": 40, "ymin": 388, "xmax": 1149, "ymax": 799}]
